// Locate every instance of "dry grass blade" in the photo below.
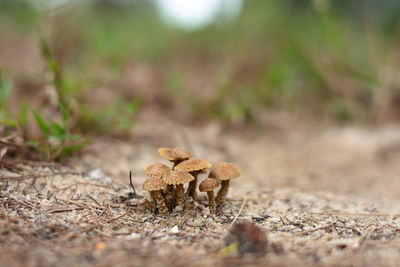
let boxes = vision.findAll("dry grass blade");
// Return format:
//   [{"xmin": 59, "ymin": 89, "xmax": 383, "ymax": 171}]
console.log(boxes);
[
  {"xmin": 106, "ymin": 210, "xmax": 130, "ymax": 223},
  {"xmin": 309, "ymin": 211, "xmax": 394, "ymax": 217},
  {"xmin": 0, "ymin": 137, "xmax": 23, "ymax": 148},
  {"xmin": 44, "ymin": 204, "xmax": 83, "ymax": 213},
  {"xmin": 294, "ymin": 222, "xmax": 336, "ymax": 237},
  {"xmin": 0, "ymin": 171, "xmax": 80, "ymax": 181},
  {"xmin": 229, "ymin": 198, "xmax": 247, "ymax": 227},
  {"xmin": 56, "ymin": 198, "xmax": 105, "ymax": 210}
]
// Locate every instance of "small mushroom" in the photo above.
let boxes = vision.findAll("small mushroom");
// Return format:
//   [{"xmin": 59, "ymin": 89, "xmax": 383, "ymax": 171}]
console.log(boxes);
[
  {"xmin": 174, "ymin": 158, "xmax": 212, "ymax": 201},
  {"xmin": 209, "ymin": 162, "xmax": 240, "ymax": 205},
  {"xmin": 143, "ymin": 177, "xmax": 168, "ymax": 215},
  {"xmin": 158, "ymin": 147, "xmax": 192, "ymax": 168},
  {"xmin": 163, "ymin": 170, "xmax": 194, "ymax": 209},
  {"xmin": 199, "ymin": 178, "xmax": 219, "ymax": 213},
  {"xmin": 144, "ymin": 163, "xmax": 170, "ymax": 178},
  {"xmin": 144, "ymin": 163, "xmax": 173, "ymax": 209}
]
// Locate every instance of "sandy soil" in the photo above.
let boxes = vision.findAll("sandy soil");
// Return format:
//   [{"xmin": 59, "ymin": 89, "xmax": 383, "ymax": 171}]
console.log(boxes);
[{"xmin": 1, "ymin": 119, "xmax": 400, "ymax": 266}]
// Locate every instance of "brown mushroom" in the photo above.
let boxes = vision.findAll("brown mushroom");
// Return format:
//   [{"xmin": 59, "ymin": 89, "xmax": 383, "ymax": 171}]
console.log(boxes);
[
  {"xmin": 209, "ymin": 162, "xmax": 240, "ymax": 205},
  {"xmin": 158, "ymin": 147, "xmax": 192, "ymax": 168},
  {"xmin": 144, "ymin": 163, "xmax": 170, "ymax": 178},
  {"xmin": 175, "ymin": 158, "xmax": 212, "ymax": 201},
  {"xmin": 163, "ymin": 170, "xmax": 194, "ymax": 209},
  {"xmin": 199, "ymin": 178, "xmax": 219, "ymax": 213},
  {"xmin": 143, "ymin": 177, "xmax": 168, "ymax": 215},
  {"xmin": 144, "ymin": 162, "xmax": 173, "ymax": 209}
]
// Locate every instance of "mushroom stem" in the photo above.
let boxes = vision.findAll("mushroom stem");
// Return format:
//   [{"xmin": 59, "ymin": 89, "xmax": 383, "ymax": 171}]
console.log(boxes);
[
  {"xmin": 151, "ymin": 191, "xmax": 168, "ymax": 215},
  {"xmin": 183, "ymin": 196, "xmax": 193, "ymax": 214},
  {"xmin": 216, "ymin": 180, "xmax": 230, "ymax": 205},
  {"xmin": 167, "ymin": 185, "xmax": 174, "ymax": 192},
  {"xmin": 186, "ymin": 174, "xmax": 198, "ymax": 201},
  {"xmin": 169, "ymin": 160, "xmax": 182, "ymax": 200},
  {"xmin": 175, "ymin": 184, "xmax": 185, "ymax": 207},
  {"xmin": 164, "ymin": 190, "xmax": 175, "ymax": 211},
  {"xmin": 165, "ymin": 182, "xmax": 176, "ymax": 210},
  {"xmin": 207, "ymin": 190, "xmax": 216, "ymax": 213}
]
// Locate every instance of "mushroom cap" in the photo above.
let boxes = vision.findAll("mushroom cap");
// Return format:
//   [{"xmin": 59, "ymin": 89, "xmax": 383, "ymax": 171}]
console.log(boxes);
[
  {"xmin": 199, "ymin": 178, "xmax": 219, "ymax": 192},
  {"xmin": 209, "ymin": 162, "xmax": 240, "ymax": 180},
  {"xmin": 174, "ymin": 158, "xmax": 212, "ymax": 172},
  {"xmin": 144, "ymin": 163, "xmax": 170, "ymax": 178},
  {"xmin": 158, "ymin": 147, "xmax": 192, "ymax": 162},
  {"xmin": 143, "ymin": 177, "xmax": 166, "ymax": 191},
  {"xmin": 163, "ymin": 170, "xmax": 194, "ymax": 185}
]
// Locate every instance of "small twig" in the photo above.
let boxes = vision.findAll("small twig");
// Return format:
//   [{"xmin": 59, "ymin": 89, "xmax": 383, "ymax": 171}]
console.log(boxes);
[
  {"xmin": 2, "ymin": 159, "xmax": 60, "ymax": 167},
  {"xmin": 0, "ymin": 171, "xmax": 80, "ymax": 181},
  {"xmin": 106, "ymin": 203, "xmax": 112, "ymax": 215},
  {"xmin": 388, "ymin": 224, "xmax": 400, "ymax": 231},
  {"xmin": 106, "ymin": 210, "xmax": 129, "ymax": 223},
  {"xmin": 276, "ymin": 222, "xmax": 337, "ymax": 242},
  {"xmin": 295, "ymin": 222, "xmax": 336, "ymax": 237},
  {"xmin": 56, "ymin": 198, "xmax": 90, "ymax": 210},
  {"xmin": 280, "ymin": 216, "xmax": 286, "ymax": 226},
  {"xmin": 54, "ymin": 184, "xmax": 76, "ymax": 193},
  {"xmin": 308, "ymin": 211, "xmax": 394, "ymax": 217},
  {"xmin": 87, "ymin": 194, "xmax": 101, "ymax": 206},
  {"xmin": 0, "ymin": 138, "xmax": 23, "ymax": 148},
  {"xmin": 0, "ymin": 160, "xmax": 24, "ymax": 172},
  {"xmin": 75, "ymin": 181, "xmax": 112, "ymax": 188},
  {"xmin": 56, "ymin": 198, "xmax": 104, "ymax": 211},
  {"xmin": 229, "ymin": 198, "xmax": 247, "ymax": 227},
  {"xmin": 1, "ymin": 194, "xmax": 37, "ymax": 210},
  {"xmin": 129, "ymin": 170, "xmax": 138, "ymax": 198},
  {"xmin": 358, "ymin": 227, "xmax": 374, "ymax": 248},
  {"xmin": 21, "ymin": 199, "xmax": 37, "ymax": 210},
  {"xmin": 351, "ymin": 225, "xmax": 375, "ymax": 267}
]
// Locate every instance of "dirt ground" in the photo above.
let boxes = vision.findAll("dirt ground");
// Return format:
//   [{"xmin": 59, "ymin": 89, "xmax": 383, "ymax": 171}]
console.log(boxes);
[{"xmin": 1, "ymin": 117, "xmax": 400, "ymax": 266}]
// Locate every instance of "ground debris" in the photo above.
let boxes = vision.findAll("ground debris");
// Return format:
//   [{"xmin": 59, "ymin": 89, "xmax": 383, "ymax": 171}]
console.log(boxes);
[
  {"xmin": 1, "ymin": 127, "xmax": 400, "ymax": 266},
  {"xmin": 43, "ymin": 203, "xmax": 83, "ymax": 213},
  {"xmin": 222, "ymin": 221, "xmax": 267, "ymax": 257}
]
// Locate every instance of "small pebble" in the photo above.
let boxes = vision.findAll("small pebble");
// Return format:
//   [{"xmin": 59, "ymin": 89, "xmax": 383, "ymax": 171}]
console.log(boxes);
[
  {"xmin": 170, "ymin": 225, "xmax": 180, "ymax": 234},
  {"xmin": 126, "ymin": 233, "xmax": 141, "ymax": 239},
  {"xmin": 88, "ymin": 169, "xmax": 105, "ymax": 180}
]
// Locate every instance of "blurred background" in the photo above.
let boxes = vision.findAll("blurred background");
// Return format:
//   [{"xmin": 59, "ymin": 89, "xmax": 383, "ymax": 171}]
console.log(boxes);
[{"xmin": 1, "ymin": 0, "xmax": 400, "ymax": 159}]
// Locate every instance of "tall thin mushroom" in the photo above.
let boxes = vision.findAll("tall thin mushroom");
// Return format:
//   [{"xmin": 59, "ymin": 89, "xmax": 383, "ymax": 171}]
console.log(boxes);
[
  {"xmin": 209, "ymin": 162, "xmax": 240, "ymax": 206},
  {"xmin": 175, "ymin": 158, "xmax": 211, "ymax": 201},
  {"xmin": 143, "ymin": 177, "xmax": 168, "ymax": 215}
]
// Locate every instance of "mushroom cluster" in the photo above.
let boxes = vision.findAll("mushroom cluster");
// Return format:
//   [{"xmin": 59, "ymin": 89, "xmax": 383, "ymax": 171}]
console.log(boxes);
[{"xmin": 141, "ymin": 147, "xmax": 240, "ymax": 214}]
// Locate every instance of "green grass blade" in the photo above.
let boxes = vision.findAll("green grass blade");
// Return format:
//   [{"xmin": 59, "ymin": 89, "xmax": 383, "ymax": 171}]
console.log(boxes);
[
  {"xmin": 51, "ymin": 121, "xmax": 66, "ymax": 139},
  {"xmin": 31, "ymin": 109, "xmax": 50, "ymax": 137}
]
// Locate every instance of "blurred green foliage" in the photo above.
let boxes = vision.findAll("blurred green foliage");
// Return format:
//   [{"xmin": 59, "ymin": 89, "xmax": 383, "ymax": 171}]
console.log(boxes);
[
  {"xmin": 0, "ymin": 69, "xmax": 17, "ymax": 127},
  {"xmin": 0, "ymin": 0, "xmax": 399, "ymax": 135}
]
